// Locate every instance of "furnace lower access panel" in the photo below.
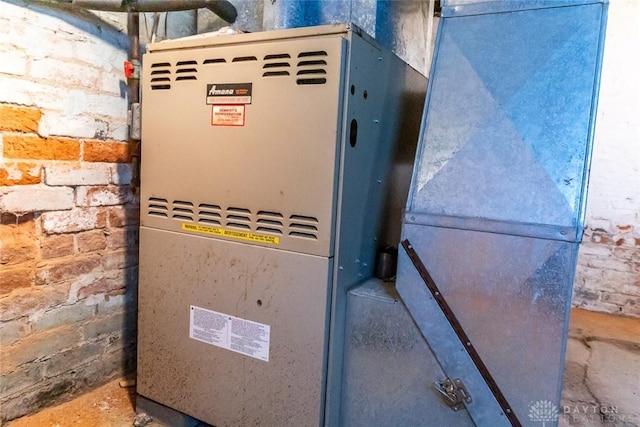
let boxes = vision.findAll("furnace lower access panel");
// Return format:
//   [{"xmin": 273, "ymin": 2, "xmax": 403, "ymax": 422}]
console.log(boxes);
[
  {"xmin": 137, "ymin": 24, "xmax": 426, "ymax": 426},
  {"xmin": 138, "ymin": 228, "xmax": 332, "ymax": 425}
]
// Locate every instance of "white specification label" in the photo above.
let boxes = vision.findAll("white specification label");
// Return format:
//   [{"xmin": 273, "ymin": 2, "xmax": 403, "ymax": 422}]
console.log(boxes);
[{"xmin": 189, "ymin": 305, "xmax": 270, "ymax": 362}]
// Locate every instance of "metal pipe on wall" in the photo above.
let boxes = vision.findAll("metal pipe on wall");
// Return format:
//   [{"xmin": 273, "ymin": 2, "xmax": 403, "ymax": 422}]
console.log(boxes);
[
  {"xmin": 74, "ymin": 0, "xmax": 236, "ymax": 22},
  {"xmin": 127, "ymin": 11, "xmax": 141, "ymax": 190},
  {"xmin": 128, "ymin": 12, "xmax": 140, "ymax": 105},
  {"xmin": 43, "ymin": 0, "xmax": 237, "ymax": 22}
]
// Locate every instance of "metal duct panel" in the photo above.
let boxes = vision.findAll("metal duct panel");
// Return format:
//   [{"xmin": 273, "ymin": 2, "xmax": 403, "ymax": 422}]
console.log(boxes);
[
  {"xmin": 395, "ymin": 1, "xmax": 607, "ymax": 426},
  {"xmin": 409, "ymin": 1, "xmax": 608, "ymax": 238},
  {"xmin": 441, "ymin": 0, "xmax": 605, "ymax": 17},
  {"xmin": 342, "ymin": 279, "xmax": 476, "ymax": 427},
  {"xmin": 398, "ymin": 225, "xmax": 577, "ymax": 422}
]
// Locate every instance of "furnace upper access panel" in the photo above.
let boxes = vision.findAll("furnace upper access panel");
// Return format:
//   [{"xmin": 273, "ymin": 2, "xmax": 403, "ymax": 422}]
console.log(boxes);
[{"xmin": 139, "ymin": 24, "xmax": 367, "ymax": 258}]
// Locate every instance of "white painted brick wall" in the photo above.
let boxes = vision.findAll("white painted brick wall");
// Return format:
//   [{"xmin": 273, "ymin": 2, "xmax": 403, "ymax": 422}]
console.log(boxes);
[
  {"xmin": 42, "ymin": 208, "xmax": 105, "ymax": 234},
  {"xmin": 44, "ymin": 164, "xmax": 112, "ymax": 186},
  {"xmin": 0, "ymin": 2, "xmax": 129, "ymax": 141},
  {"xmin": 39, "ymin": 111, "xmax": 100, "ymax": 139},
  {"xmin": 0, "ymin": 46, "xmax": 28, "ymax": 76},
  {"xmin": 76, "ymin": 185, "xmax": 133, "ymax": 207},
  {"xmin": 111, "ymin": 163, "xmax": 133, "ymax": 185},
  {"xmin": 574, "ymin": 0, "xmax": 640, "ymax": 317},
  {"xmin": 0, "ymin": 75, "xmax": 75, "ymax": 112},
  {"xmin": 30, "ymin": 57, "xmax": 103, "ymax": 89},
  {"xmin": 0, "ymin": 185, "xmax": 74, "ymax": 212},
  {"xmin": 586, "ymin": 0, "xmax": 640, "ymax": 219}
]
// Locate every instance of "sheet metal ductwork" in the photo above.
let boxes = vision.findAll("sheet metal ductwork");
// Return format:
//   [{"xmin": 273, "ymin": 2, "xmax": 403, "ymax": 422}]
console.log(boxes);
[{"xmin": 389, "ymin": 0, "xmax": 608, "ymax": 425}]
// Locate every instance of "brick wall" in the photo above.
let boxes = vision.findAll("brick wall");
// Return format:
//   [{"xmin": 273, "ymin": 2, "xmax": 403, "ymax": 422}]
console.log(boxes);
[
  {"xmin": 573, "ymin": 0, "xmax": 640, "ymax": 318},
  {"xmin": 0, "ymin": 3, "xmax": 137, "ymax": 421}
]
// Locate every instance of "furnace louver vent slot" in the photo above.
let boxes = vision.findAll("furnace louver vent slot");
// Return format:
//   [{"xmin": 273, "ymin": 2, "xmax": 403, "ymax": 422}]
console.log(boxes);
[
  {"xmin": 232, "ymin": 56, "xmax": 257, "ymax": 62},
  {"xmin": 297, "ymin": 69, "xmax": 326, "ymax": 75},
  {"xmin": 175, "ymin": 60, "xmax": 198, "ymax": 82},
  {"xmin": 148, "ymin": 197, "xmax": 169, "ymax": 217},
  {"xmin": 297, "ymin": 59, "xmax": 327, "ymax": 67},
  {"xmin": 256, "ymin": 210, "xmax": 284, "ymax": 235},
  {"xmin": 298, "ymin": 51, "xmax": 328, "ymax": 58},
  {"xmin": 204, "ymin": 58, "xmax": 226, "ymax": 64},
  {"xmin": 296, "ymin": 78, "xmax": 326, "ymax": 85},
  {"xmin": 150, "ymin": 62, "xmax": 172, "ymax": 90},
  {"xmin": 263, "ymin": 71, "xmax": 290, "ymax": 77},
  {"xmin": 262, "ymin": 53, "xmax": 291, "ymax": 78},
  {"xmin": 172, "ymin": 200, "xmax": 194, "ymax": 221},
  {"xmin": 198, "ymin": 203, "xmax": 222, "ymax": 225},
  {"xmin": 296, "ymin": 51, "xmax": 327, "ymax": 85},
  {"xmin": 288, "ymin": 215, "xmax": 319, "ymax": 240},
  {"xmin": 265, "ymin": 54, "xmax": 291, "ymax": 60},
  {"xmin": 264, "ymin": 62, "xmax": 290, "ymax": 69},
  {"xmin": 225, "ymin": 207, "xmax": 251, "ymax": 230}
]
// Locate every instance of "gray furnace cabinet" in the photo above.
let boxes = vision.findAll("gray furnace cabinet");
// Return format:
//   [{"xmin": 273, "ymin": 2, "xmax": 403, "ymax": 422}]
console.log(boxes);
[{"xmin": 137, "ymin": 24, "xmax": 426, "ymax": 427}]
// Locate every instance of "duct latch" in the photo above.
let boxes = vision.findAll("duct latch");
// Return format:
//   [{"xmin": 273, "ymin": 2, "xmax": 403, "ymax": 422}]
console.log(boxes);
[{"xmin": 434, "ymin": 378, "xmax": 472, "ymax": 411}]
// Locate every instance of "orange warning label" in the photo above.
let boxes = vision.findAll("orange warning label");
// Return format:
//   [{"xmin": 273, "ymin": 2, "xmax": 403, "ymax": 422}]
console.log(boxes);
[{"xmin": 211, "ymin": 105, "xmax": 245, "ymax": 126}]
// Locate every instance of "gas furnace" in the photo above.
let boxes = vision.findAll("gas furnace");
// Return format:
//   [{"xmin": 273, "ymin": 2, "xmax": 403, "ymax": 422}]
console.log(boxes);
[{"xmin": 137, "ymin": 24, "xmax": 426, "ymax": 426}]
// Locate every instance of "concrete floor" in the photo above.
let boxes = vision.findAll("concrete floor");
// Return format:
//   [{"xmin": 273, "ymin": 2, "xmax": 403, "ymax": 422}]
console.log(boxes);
[
  {"xmin": 559, "ymin": 309, "xmax": 640, "ymax": 427},
  {"xmin": 5, "ymin": 308, "xmax": 640, "ymax": 427}
]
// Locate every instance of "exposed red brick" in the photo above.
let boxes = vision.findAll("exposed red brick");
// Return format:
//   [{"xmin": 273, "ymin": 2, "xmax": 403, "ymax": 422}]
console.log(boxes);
[
  {"xmin": 41, "ymin": 208, "xmax": 108, "ymax": 234},
  {"xmin": 35, "ymin": 255, "xmax": 102, "ymax": 286},
  {"xmin": 0, "ymin": 283, "xmax": 70, "ymax": 322},
  {"xmin": 0, "ymin": 324, "xmax": 80, "ymax": 371},
  {"xmin": 106, "ymin": 228, "xmax": 125, "ymax": 250},
  {"xmin": 106, "ymin": 288, "xmax": 127, "ymax": 297},
  {"xmin": 0, "ymin": 162, "xmax": 42, "ymax": 185},
  {"xmin": 0, "ymin": 267, "xmax": 35, "ymax": 296},
  {"xmin": 76, "ymin": 185, "xmax": 132, "ymax": 207},
  {"xmin": 0, "ymin": 105, "xmax": 42, "ymax": 133},
  {"xmin": 83, "ymin": 140, "xmax": 129, "ymax": 163},
  {"xmin": 104, "ymin": 248, "xmax": 138, "ymax": 271},
  {"xmin": 590, "ymin": 230, "xmax": 612, "ymax": 245},
  {"xmin": 76, "ymin": 229, "xmax": 107, "ymax": 253},
  {"xmin": 0, "ymin": 218, "xmax": 37, "ymax": 266},
  {"xmin": 3, "ymin": 134, "xmax": 80, "ymax": 161},
  {"xmin": 108, "ymin": 205, "xmax": 140, "ymax": 228},
  {"xmin": 77, "ymin": 276, "xmax": 124, "ymax": 300},
  {"xmin": 1, "ymin": 213, "xmax": 16, "ymax": 225},
  {"xmin": 40, "ymin": 234, "xmax": 75, "ymax": 259},
  {"xmin": 0, "ymin": 213, "xmax": 35, "ymax": 226}
]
